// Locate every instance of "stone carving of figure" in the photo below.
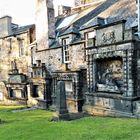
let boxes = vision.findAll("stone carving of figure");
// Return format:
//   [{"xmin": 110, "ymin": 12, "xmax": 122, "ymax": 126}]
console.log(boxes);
[{"xmin": 11, "ymin": 59, "xmax": 17, "ymax": 70}]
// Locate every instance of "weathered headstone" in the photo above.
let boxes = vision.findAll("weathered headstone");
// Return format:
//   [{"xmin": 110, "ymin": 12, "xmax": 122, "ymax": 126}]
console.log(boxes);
[{"xmin": 54, "ymin": 81, "xmax": 70, "ymax": 120}]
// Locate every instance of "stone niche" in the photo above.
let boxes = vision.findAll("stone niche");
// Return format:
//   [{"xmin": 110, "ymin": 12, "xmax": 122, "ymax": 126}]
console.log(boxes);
[
  {"xmin": 96, "ymin": 57, "xmax": 123, "ymax": 93},
  {"xmin": 6, "ymin": 73, "xmax": 27, "ymax": 100}
]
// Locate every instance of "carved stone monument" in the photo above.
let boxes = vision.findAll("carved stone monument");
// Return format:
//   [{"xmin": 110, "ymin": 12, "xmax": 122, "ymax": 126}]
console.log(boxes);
[
  {"xmin": 6, "ymin": 60, "xmax": 27, "ymax": 102},
  {"xmin": 54, "ymin": 81, "xmax": 70, "ymax": 120},
  {"xmin": 11, "ymin": 59, "xmax": 18, "ymax": 74}
]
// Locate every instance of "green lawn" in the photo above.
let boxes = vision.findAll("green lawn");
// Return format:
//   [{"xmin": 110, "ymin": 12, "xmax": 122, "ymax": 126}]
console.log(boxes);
[{"xmin": 0, "ymin": 106, "xmax": 140, "ymax": 140}]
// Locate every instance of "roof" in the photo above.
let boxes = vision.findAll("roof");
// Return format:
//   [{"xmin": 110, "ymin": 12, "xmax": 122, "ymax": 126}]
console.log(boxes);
[
  {"xmin": 0, "ymin": 24, "xmax": 34, "ymax": 39},
  {"xmin": 11, "ymin": 24, "xmax": 35, "ymax": 36},
  {"xmin": 56, "ymin": 0, "xmax": 105, "ymax": 30},
  {"xmin": 58, "ymin": 25, "xmax": 79, "ymax": 37},
  {"xmin": 98, "ymin": 0, "xmax": 137, "ymax": 28},
  {"xmin": 56, "ymin": 14, "xmax": 78, "ymax": 30},
  {"xmin": 80, "ymin": 17, "xmax": 105, "ymax": 30},
  {"xmin": 54, "ymin": 0, "xmax": 137, "ymax": 48}
]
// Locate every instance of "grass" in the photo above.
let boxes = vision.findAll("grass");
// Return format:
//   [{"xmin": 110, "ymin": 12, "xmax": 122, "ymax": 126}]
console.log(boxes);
[{"xmin": 0, "ymin": 106, "xmax": 140, "ymax": 140}]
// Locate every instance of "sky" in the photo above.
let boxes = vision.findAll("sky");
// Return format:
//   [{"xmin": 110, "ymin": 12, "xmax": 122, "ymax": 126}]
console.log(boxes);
[{"xmin": 0, "ymin": 0, "xmax": 75, "ymax": 26}]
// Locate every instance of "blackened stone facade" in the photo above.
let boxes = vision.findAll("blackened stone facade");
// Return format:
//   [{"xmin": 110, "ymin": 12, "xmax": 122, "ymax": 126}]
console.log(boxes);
[{"xmin": 83, "ymin": 21, "xmax": 140, "ymax": 117}]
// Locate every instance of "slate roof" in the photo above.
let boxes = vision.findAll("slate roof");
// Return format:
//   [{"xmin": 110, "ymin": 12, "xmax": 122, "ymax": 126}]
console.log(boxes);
[
  {"xmin": 80, "ymin": 17, "xmax": 105, "ymax": 30},
  {"xmin": 54, "ymin": 0, "xmax": 137, "ymax": 45},
  {"xmin": 55, "ymin": 0, "xmax": 105, "ymax": 36},
  {"xmin": 56, "ymin": 0, "xmax": 137, "ymax": 31},
  {"xmin": 58, "ymin": 25, "xmax": 80, "ymax": 37},
  {"xmin": 56, "ymin": 14, "xmax": 78, "ymax": 30},
  {"xmin": 98, "ymin": 0, "xmax": 137, "ymax": 28},
  {"xmin": 0, "ymin": 24, "xmax": 35, "ymax": 39},
  {"xmin": 11, "ymin": 24, "xmax": 35, "ymax": 36}
]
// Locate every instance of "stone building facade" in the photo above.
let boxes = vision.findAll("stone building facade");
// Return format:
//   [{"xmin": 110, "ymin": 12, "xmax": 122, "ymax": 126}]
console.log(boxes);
[
  {"xmin": 0, "ymin": 16, "xmax": 35, "ymax": 105},
  {"xmin": 1, "ymin": 0, "xmax": 140, "ymax": 117},
  {"xmin": 27, "ymin": 0, "xmax": 87, "ymax": 112},
  {"xmin": 27, "ymin": 0, "xmax": 140, "ymax": 117}
]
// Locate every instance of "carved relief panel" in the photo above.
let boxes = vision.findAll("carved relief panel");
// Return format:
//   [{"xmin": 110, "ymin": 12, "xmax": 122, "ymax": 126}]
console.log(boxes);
[
  {"xmin": 96, "ymin": 57, "xmax": 123, "ymax": 93},
  {"xmin": 96, "ymin": 22, "xmax": 124, "ymax": 46}
]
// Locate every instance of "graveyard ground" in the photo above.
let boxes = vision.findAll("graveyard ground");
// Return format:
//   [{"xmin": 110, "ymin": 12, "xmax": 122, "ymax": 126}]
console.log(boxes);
[{"xmin": 0, "ymin": 106, "xmax": 140, "ymax": 140}]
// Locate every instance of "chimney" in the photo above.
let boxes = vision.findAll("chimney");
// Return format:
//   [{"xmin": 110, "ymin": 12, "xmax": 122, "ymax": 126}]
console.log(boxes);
[
  {"xmin": 58, "ymin": 5, "xmax": 71, "ymax": 16},
  {"xmin": 35, "ymin": 0, "xmax": 55, "ymax": 50},
  {"xmin": 0, "ymin": 16, "xmax": 12, "ymax": 38},
  {"xmin": 58, "ymin": 5, "xmax": 64, "ymax": 16}
]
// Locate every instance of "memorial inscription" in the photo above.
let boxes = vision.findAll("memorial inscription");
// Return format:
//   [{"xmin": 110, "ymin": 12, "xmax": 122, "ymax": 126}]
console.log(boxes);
[{"xmin": 102, "ymin": 31, "xmax": 116, "ymax": 44}]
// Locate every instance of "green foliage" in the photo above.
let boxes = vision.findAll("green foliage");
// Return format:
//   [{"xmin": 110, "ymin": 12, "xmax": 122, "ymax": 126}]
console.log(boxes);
[{"xmin": 0, "ymin": 106, "xmax": 140, "ymax": 140}]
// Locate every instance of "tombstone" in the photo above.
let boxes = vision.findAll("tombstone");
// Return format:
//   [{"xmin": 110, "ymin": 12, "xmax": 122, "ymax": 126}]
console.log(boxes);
[{"xmin": 54, "ymin": 81, "xmax": 70, "ymax": 120}]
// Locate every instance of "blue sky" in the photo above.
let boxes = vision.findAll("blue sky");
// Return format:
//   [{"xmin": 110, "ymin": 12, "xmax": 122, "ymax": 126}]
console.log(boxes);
[{"xmin": 0, "ymin": 0, "xmax": 74, "ymax": 26}]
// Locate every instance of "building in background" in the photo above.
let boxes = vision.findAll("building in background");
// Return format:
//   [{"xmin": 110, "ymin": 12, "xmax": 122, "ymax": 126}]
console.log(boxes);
[{"xmin": 0, "ymin": 16, "xmax": 35, "ymax": 105}]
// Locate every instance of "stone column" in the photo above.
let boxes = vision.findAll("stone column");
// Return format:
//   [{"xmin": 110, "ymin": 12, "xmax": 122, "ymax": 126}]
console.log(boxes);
[
  {"xmin": 136, "ymin": 50, "xmax": 140, "ymax": 96},
  {"xmin": 123, "ymin": 49, "xmax": 134, "ymax": 97},
  {"xmin": 123, "ymin": 50, "xmax": 129, "ymax": 96},
  {"xmin": 127, "ymin": 50, "xmax": 134, "ymax": 97},
  {"xmin": 27, "ymin": 84, "xmax": 31, "ymax": 106},
  {"xmin": 92, "ymin": 56, "xmax": 96, "ymax": 92},
  {"xmin": 87, "ymin": 54, "xmax": 91, "ymax": 92},
  {"xmin": 89, "ymin": 55, "xmax": 93, "ymax": 92}
]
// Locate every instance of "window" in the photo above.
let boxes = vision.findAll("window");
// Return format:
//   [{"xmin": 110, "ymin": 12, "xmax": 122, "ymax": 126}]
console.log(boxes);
[
  {"xmin": 85, "ymin": 31, "xmax": 96, "ymax": 48},
  {"xmin": 18, "ymin": 39, "xmax": 24, "ymax": 56},
  {"xmin": 62, "ymin": 38, "xmax": 70, "ymax": 63}
]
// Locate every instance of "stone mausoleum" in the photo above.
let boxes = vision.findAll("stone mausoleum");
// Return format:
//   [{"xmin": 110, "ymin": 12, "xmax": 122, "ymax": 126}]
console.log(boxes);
[{"xmin": 84, "ymin": 20, "xmax": 140, "ymax": 117}]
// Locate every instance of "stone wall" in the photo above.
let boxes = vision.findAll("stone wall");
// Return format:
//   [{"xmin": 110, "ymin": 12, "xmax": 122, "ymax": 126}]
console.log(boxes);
[
  {"xmin": 0, "ymin": 31, "xmax": 31, "ymax": 105},
  {"xmin": 35, "ymin": 48, "xmax": 65, "ymax": 72},
  {"xmin": 0, "ymin": 32, "xmax": 31, "ymax": 81},
  {"xmin": 34, "ymin": 42, "xmax": 86, "ymax": 73},
  {"xmin": 69, "ymin": 43, "xmax": 86, "ymax": 70}
]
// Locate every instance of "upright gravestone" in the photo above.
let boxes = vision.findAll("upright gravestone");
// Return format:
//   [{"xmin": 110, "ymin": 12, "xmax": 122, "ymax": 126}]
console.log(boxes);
[{"xmin": 54, "ymin": 81, "xmax": 70, "ymax": 120}]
